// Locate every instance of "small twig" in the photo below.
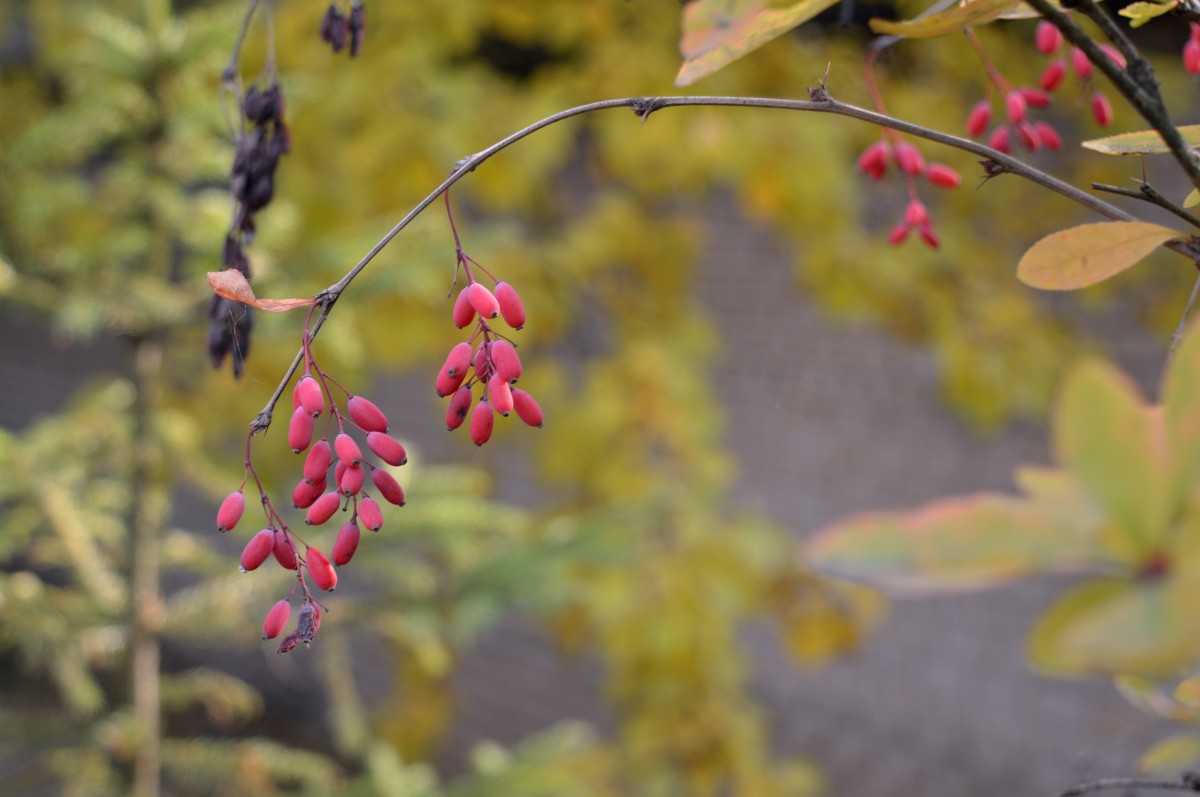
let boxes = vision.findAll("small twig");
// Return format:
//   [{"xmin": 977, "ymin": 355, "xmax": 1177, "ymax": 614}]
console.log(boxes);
[
  {"xmin": 1170, "ymin": 271, "xmax": 1200, "ymax": 360},
  {"xmin": 1056, "ymin": 774, "xmax": 1200, "ymax": 796},
  {"xmin": 222, "ymin": 0, "xmax": 262, "ymax": 82},
  {"xmin": 1093, "ymin": 182, "xmax": 1200, "ymax": 229}
]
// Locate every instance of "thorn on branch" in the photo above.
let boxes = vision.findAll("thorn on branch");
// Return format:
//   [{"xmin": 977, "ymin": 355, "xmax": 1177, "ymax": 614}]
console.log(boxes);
[
  {"xmin": 251, "ymin": 411, "xmax": 272, "ymax": 433},
  {"xmin": 630, "ymin": 97, "xmax": 662, "ymax": 125},
  {"xmin": 979, "ymin": 159, "xmax": 1010, "ymax": 181}
]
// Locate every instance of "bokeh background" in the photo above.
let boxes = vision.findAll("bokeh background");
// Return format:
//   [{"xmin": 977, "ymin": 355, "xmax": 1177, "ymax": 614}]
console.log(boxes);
[{"xmin": 2, "ymin": 1, "xmax": 1197, "ymax": 795}]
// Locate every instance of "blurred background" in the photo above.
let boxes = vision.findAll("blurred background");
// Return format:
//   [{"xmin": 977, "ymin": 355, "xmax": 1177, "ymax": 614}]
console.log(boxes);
[{"xmin": 1, "ymin": 1, "xmax": 1197, "ymax": 795}]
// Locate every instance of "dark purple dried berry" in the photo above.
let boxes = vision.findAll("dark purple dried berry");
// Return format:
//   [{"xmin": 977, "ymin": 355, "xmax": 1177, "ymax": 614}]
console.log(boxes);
[
  {"xmin": 320, "ymin": 5, "xmax": 348, "ymax": 52},
  {"xmin": 208, "ymin": 296, "xmax": 254, "ymax": 378},
  {"xmin": 349, "ymin": 3, "xmax": 366, "ymax": 57},
  {"xmin": 244, "ymin": 173, "xmax": 274, "ymax": 213}
]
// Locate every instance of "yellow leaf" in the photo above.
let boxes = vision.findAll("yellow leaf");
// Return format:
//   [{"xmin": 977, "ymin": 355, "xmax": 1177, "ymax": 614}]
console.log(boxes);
[
  {"xmin": 1119, "ymin": 0, "xmax": 1178, "ymax": 28},
  {"xmin": 868, "ymin": 0, "xmax": 1021, "ymax": 38},
  {"xmin": 1139, "ymin": 734, "xmax": 1200, "ymax": 773},
  {"xmin": 1082, "ymin": 125, "xmax": 1200, "ymax": 155},
  {"xmin": 1184, "ymin": 188, "xmax": 1199, "ymax": 208},
  {"xmin": 1017, "ymin": 221, "xmax": 1179, "ymax": 290}
]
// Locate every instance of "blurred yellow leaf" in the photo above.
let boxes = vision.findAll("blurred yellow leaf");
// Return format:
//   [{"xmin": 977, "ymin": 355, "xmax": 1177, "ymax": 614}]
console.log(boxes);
[
  {"xmin": 1139, "ymin": 734, "xmax": 1200, "ymax": 773},
  {"xmin": 1119, "ymin": 0, "xmax": 1178, "ymax": 27},
  {"xmin": 869, "ymin": 0, "xmax": 1020, "ymax": 38},
  {"xmin": 1082, "ymin": 125, "xmax": 1200, "ymax": 155}
]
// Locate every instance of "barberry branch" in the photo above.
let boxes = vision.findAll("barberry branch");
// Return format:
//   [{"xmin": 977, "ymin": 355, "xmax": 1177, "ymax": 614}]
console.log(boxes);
[
  {"xmin": 1056, "ymin": 773, "xmax": 1200, "ymax": 795},
  {"xmin": 1092, "ymin": 181, "xmax": 1200, "ymax": 229}
]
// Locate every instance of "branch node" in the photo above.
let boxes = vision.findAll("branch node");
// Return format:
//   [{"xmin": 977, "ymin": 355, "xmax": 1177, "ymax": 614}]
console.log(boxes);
[
  {"xmin": 630, "ymin": 97, "xmax": 662, "ymax": 125},
  {"xmin": 250, "ymin": 411, "xmax": 272, "ymax": 433}
]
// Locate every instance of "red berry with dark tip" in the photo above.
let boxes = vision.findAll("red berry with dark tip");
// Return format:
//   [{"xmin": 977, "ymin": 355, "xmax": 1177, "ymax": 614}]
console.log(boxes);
[
  {"xmin": 437, "ymin": 342, "xmax": 473, "ymax": 396},
  {"xmin": 446, "ymin": 386, "xmax": 473, "ymax": 430},
  {"xmin": 217, "ymin": 491, "xmax": 245, "ymax": 532},
  {"xmin": 307, "ymin": 547, "xmax": 337, "ymax": 591},
  {"xmin": 296, "ymin": 376, "xmax": 324, "ymax": 417},
  {"xmin": 488, "ymin": 373, "xmax": 514, "ymax": 416},
  {"xmin": 273, "ymin": 530, "xmax": 298, "ymax": 570},
  {"xmin": 304, "ymin": 439, "xmax": 332, "ymax": 482},
  {"xmin": 332, "ymin": 520, "xmax": 361, "ymax": 565},
  {"xmin": 359, "ymin": 496, "xmax": 383, "ymax": 532},
  {"xmin": 339, "ymin": 463, "xmax": 365, "ymax": 496},
  {"xmin": 306, "ymin": 491, "xmax": 342, "ymax": 526},
  {"xmin": 366, "ymin": 431, "xmax": 407, "ymax": 466},
  {"xmin": 348, "ymin": 395, "xmax": 389, "ymax": 433},
  {"xmin": 470, "ymin": 400, "xmax": 495, "ymax": 446},
  {"xmin": 495, "ymin": 282, "xmax": 526, "ymax": 329},
  {"xmin": 467, "ymin": 282, "xmax": 500, "ymax": 319},
  {"xmin": 490, "ymin": 339, "xmax": 522, "ymax": 383},
  {"xmin": 240, "ymin": 528, "xmax": 275, "ymax": 572},
  {"xmin": 453, "ymin": 286, "xmax": 476, "ymax": 329},
  {"xmin": 371, "ymin": 468, "xmax": 406, "ymax": 506},
  {"xmin": 334, "ymin": 433, "xmax": 362, "ymax": 467},
  {"xmin": 292, "ymin": 476, "xmax": 326, "ymax": 509},
  {"xmin": 288, "ymin": 407, "xmax": 315, "ymax": 454},
  {"xmin": 511, "ymin": 389, "xmax": 544, "ymax": 428},
  {"xmin": 263, "ymin": 600, "xmax": 291, "ymax": 639}
]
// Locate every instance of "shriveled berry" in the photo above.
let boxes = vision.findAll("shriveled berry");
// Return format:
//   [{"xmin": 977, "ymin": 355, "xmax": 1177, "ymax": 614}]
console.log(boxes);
[
  {"xmin": 446, "ymin": 386, "xmax": 473, "ymax": 430},
  {"xmin": 308, "ymin": 547, "xmax": 337, "ymax": 591},
  {"xmin": 467, "ymin": 282, "xmax": 500, "ymax": 319},
  {"xmin": 306, "ymin": 491, "xmax": 342, "ymax": 526},
  {"xmin": 470, "ymin": 400, "xmax": 495, "ymax": 446},
  {"xmin": 1035, "ymin": 20, "xmax": 1062, "ymax": 55},
  {"xmin": 511, "ymin": 389, "xmax": 544, "ymax": 428},
  {"xmin": 366, "ymin": 431, "xmax": 407, "ymax": 466},
  {"xmin": 1034, "ymin": 121, "xmax": 1062, "ymax": 151},
  {"xmin": 1005, "ymin": 91, "xmax": 1027, "ymax": 124},
  {"xmin": 856, "ymin": 140, "xmax": 890, "ymax": 180},
  {"xmin": 333, "ymin": 520, "xmax": 361, "ymax": 565},
  {"xmin": 966, "ymin": 101, "xmax": 991, "ymax": 137},
  {"xmin": 297, "ymin": 600, "xmax": 320, "ymax": 642},
  {"xmin": 348, "ymin": 395, "xmax": 388, "ymax": 433},
  {"xmin": 304, "ymin": 439, "xmax": 333, "ymax": 482},
  {"xmin": 348, "ymin": 2, "xmax": 366, "ymax": 57},
  {"xmin": 293, "ymin": 476, "xmax": 326, "ymax": 509},
  {"xmin": 1185, "ymin": 39, "xmax": 1200, "ymax": 75},
  {"xmin": 263, "ymin": 599, "xmax": 291, "ymax": 640},
  {"xmin": 1091, "ymin": 91, "xmax": 1113, "ymax": 126},
  {"xmin": 273, "ymin": 530, "xmax": 298, "ymax": 570},
  {"xmin": 334, "ymin": 433, "xmax": 362, "ymax": 467},
  {"xmin": 339, "ymin": 464, "xmax": 365, "ymax": 496},
  {"xmin": 495, "ymin": 282, "xmax": 526, "ymax": 329},
  {"xmin": 926, "ymin": 163, "xmax": 961, "ymax": 190},
  {"xmin": 240, "ymin": 529, "xmax": 275, "ymax": 572},
  {"xmin": 488, "ymin": 373, "xmax": 514, "ymax": 416},
  {"xmin": 892, "ymin": 141, "xmax": 925, "ymax": 175},
  {"xmin": 217, "ymin": 491, "xmax": 245, "ymax": 532},
  {"xmin": 987, "ymin": 126, "xmax": 1011, "ymax": 154},
  {"xmin": 296, "ymin": 376, "xmax": 324, "ymax": 417},
  {"xmin": 453, "ymin": 285, "xmax": 476, "ymax": 329},
  {"xmin": 1040, "ymin": 60, "xmax": 1066, "ymax": 92},
  {"xmin": 359, "ymin": 496, "xmax": 383, "ymax": 532},
  {"xmin": 1070, "ymin": 47, "xmax": 1092, "ymax": 79},
  {"xmin": 371, "ymin": 468, "xmax": 406, "ymax": 506},
  {"xmin": 288, "ymin": 407, "xmax": 315, "ymax": 454},
  {"xmin": 1019, "ymin": 88, "xmax": 1051, "ymax": 108},
  {"xmin": 277, "ymin": 632, "xmax": 301, "ymax": 654}
]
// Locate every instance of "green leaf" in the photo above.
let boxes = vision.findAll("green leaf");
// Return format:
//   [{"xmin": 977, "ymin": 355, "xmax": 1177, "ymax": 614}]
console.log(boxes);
[
  {"xmin": 1028, "ymin": 579, "xmax": 1200, "ymax": 676},
  {"xmin": 804, "ymin": 494, "xmax": 1093, "ymax": 593},
  {"xmin": 1184, "ymin": 189, "xmax": 1200, "ymax": 209},
  {"xmin": 676, "ymin": 0, "xmax": 843, "ymax": 86},
  {"xmin": 1055, "ymin": 359, "xmax": 1170, "ymax": 557},
  {"xmin": 868, "ymin": 0, "xmax": 1020, "ymax": 38},
  {"xmin": 1119, "ymin": 0, "xmax": 1179, "ymax": 28},
  {"xmin": 1139, "ymin": 734, "xmax": 1200, "ymax": 773},
  {"xmin": 1082, "ymin": 125, "xmax": 1200, "ymax": 155},
  {"xmin": 1017, "ymin": 221, "xmax": 1179, "ymax": 290}
]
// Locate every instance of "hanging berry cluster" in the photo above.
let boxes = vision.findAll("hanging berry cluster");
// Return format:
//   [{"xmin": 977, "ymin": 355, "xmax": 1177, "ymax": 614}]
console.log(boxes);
[
  {"xmin": 216, "ymin": 311, "xmax": 407, "ymax": 653},
  {"xmin": 320, "ymin": 1, "xmax": 366, "ymax": 57},
  {"xmin": 436, "ymin": 190, "xmax": 544, "ymax": 445},
  {"xmin": 1029, "ymin": 20, "xmax": 1119, "ymax": 129}
]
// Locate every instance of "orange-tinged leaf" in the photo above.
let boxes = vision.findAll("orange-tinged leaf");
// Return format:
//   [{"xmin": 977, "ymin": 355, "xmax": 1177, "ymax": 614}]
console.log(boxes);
[
  {"xmin": 804, "ymin": 494, "xmax": 1094, "ymax": 594},
  {"xmin": 1082, "ymin": 125, "xmax": 1200, "ymax": 155},
  {"xmin": 868, "ymin": 0, "xmax": 1021, "ymax": 38},
  {"xmin": 1017, "ymin": 221, "xmax": 1179, "ymax": 290},
  {"xmin": 207, "ymin": 269, "xmax": 316, "ymax": 312},
  {"xmin": 1139, "ymin": 734, "xmax": 1200, "ymax": 773},
  {"xmin": 676, "ymin": 0, "xmax": 842, "ymax": 87}
]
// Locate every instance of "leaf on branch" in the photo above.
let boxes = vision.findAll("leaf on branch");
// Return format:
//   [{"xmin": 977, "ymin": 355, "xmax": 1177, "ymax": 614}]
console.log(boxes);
[
  {"xmin": 1119, "ymin": 0, "xmax": 1179, "ymax": 28},
  {"xmin": 868, "ymin": 0, "xmax": 1021, "ymax": 39},
  {"xmin": 206, "ymin": 269, "xmax": 316, "ymax": 312},
  {"xmin": 1184, "ymin": 189, "xmax": 1200, "ymax": 209},
  {"xmin": 676, "ymin": 0, "xmax": 843, "ymax": 87},
  {"xmin": 1016, "ymin": 221, "xmax": 1179, "ymax": 290},
  {"xmin": 1082, "ymin": 125, "xmax": 1200, "ymax": 155}
]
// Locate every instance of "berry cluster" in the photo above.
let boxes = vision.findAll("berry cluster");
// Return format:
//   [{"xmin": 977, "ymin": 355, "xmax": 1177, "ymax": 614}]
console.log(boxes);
[
  {"xmin": 216, "ymin": 317, "xmax": 406, "ymax": 653},
  {"xmin": 437, "ymin": 192, "xmax": 544, "ymax": 445},
  {"xmin": 320, "ymin": 1, "xmax": 366, "ymax": 57},
  {"xmin": 856, "ymin": 138, "xmax": 960, "ymax": 248},
  {"xmin": 1031, "ymin": 20, "xmax": 1118, "ymax": 128}
]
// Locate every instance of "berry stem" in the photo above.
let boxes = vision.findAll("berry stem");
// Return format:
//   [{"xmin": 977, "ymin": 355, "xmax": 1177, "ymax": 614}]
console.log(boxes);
[{"xmin": 963, "ymin": 27, "xmax": 1012, "ymax": 95}]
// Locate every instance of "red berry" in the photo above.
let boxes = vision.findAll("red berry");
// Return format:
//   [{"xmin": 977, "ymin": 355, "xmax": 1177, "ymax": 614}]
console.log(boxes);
[
  {"xmin": 887, "ymin": 222, "xmax": 909, "ymax": 246},
  {"xmin": 217, "ymin": 491, "xmax": 245, "ymax": 532},
  {"xmin": 474, "ymin": 341, "xmax": 493, "ymax": 380},
  {"xmin": 296, "ymin": 376, "xmax": 324, "ymax": 417},
  {"xmin": 273, "ymin": 530, "xmax": 298, "ymax": 570},
  {"xmin": 334, "ymin": 433, "xmax": 362, "ymax": 467},
  {"xmin": 467, "ymin": 282, "xmax": 500, "ymax": 319},
  {"xmin": 1184, "ymin": 39, "xmax": 1200, "ymax": 75},
  {"xmin": 371, "ymin": 467, "xmax": 406, "ymax": 506},
  {"xmin": 904, "ymin": 200, "xmax": 928, "ymax": 227},
  {"xmin": 1100, "ymin": 44, "xmax": 1126, "ymax": 69},
  {"xmin": 856, "ymin": 140, "xmax": 890, "ymax": 180},
  {"xmin": 366, "ymin": 431, "xmax": 407, "ymax": 466},
  {"xmin": 288, "ymin": 407, "xmax": 315, "ymax": 454},
  {"xmin": 511, "ymin": 389, "xmax": 544, "ymax": 428},
  {"xmin": 303, "ymin": 439, "xmax": 332, "ymax": 482},
  {"xmin": 918, "ymin": 223, "xmax": 940, "ymax": 249},
  {"xmin": 291, "ymin": 380, "xmax": 303, "ymax": 411},
  {"xmin": 1035, "ymin": 20, "xmax": 1062, "ymax": 55},
  {"xmin": 347, "ymin": 395, "xmax": 389, "ymax": 433},
  {"xmin": 1034, "ymin": 121, "xmax": 1062, "ymax": 151},
  {"xmin": 332, "ymin": 520, "xmax": 361, "ymax": 565},
  {"xmin": 306, "ymin": 491, "xmax": 342, "ymax": 525},
  {"xmin": 307, "ymin": 547, "xmax": 337, "ymax": 591},
  {"xmin": 446, "ymin": 386, "xmax": 473, "ymax": 430},
  {"xmin": 1040, "ymin": 60, "xmax": 1066, "ymax": 92},
  {"xmin": 292, "ymin": 476, "xmax": 325, "ymax": 509},
  {"xmin": 1091, "ymin": 91, "xmax": 1113, "ymax": 126},
  {"xmin": 1070, "ymin": 47, "xmax": 1092, "ymax": 79},
  {"xmin": 966, "ymin": 101, "xmax": 991, "ymax": 137},
  {"xmin": 470, "ymin": 400, "xmax": 495, "ymax": 446},
  {"xmin": 1019, "ymin": 87, "xmax": 1051, "ymax": 108},
  {"xmin": 926, "ymin": 163, "xmax": 961, "ymax": 190},
  {"xmin": 335, "ymin": 460, "xmax": 346, "ymax": 488},
  {"xmin": 240, "ymin": 528, "xmax": 275, "ymax": 572},
  {"xmin": 490, "ymin": 339, "xmax": 522, "ymax": 384},
  {"xmin": 893, "ymin": 141, "xmax": 926, "ymax": 175},
  {"xmin": 1016, "ymin": 122, "xmax": 1040, "ymax": 151},
  {"xmin": 488, "ymin": 373, "xmax": 514, "ymax": 416},
  {"xmin": 437, "ymin": 342, "xmax": 473, "ymax": 397},
  {"xmin": 359, "ymin": 496, "xmax": 383, "ymax": 532},
  {"xmin": 339, "ymin": 463, "xmax": 365, "ymax": 496},
  {"xmin": 987, "ymin": 126, "xmax": 1011, "ymax": 154},
  {"xmin": 495, "ymin": 282, "xmax": 526, "ymax": 329},
  {"xmin": 452, "ymin": 286, "xmax": 476, "ymax": 329},
  {"xmin": 262, "ymin": 599, "xmax": 291, "ymax": 640},
  {"xmin": 1005, "ymin": 91, "xmax": 1027, "ymax": 124}
]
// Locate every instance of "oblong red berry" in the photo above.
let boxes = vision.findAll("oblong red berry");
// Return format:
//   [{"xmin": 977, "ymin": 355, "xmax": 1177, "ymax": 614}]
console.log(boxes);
[
  {"xmin": 332, "ymin": 520, "xmax": 361, "ymax": 565},
  {"xmin": 371, "ymin": 468, "xmax": 406, "ymax": 506},
  {"xmin": 240, "ymin": 528, "xmax": 275, "ymax": 572},
  {"xmin": 366, "ymin": 431, "xmax": 407, "ymax": 466},
  {"xmin": 926, "ymin": 163, "xmax": 960, "ymax": 190},
  {"xmin": 1070, "ymin": 47, "xmax": 1092, "ymax": 79},
  {"xmin": 918, "ymin": 223, "xmax": 939, "ymax": 250},
  {"xmin": 453, "ymin": 285, "xmax": 476, "ymax": 329},
  {"xmin": 288, "ymin": 407, "xmax": 315, "ymax": 454},
  {"xmin": 887, "ymin": 222, "xmax": 909, "ymax": 246},
  {"xmin": 446, "ymin": 386, "xmax": 473, "ymax": 431},
  {"xmin": 437, "ymin": 342, "xmax": 473, "ymax": 396},
  {"xmin": 347, "ymin": 395, "xmax": 389, "ymax": 433},
  {"xmin": 273, "ymin": 529, "xmax": 298, "ymax": 570},
  {"xmin": 1035, "ymin": 20, "xmax": 1062, "ymax": 55},
  {"xmin": 987, "ymin": 126, "xmax": 1011, "ymax": 154},
  {"xmin": 1019, "ymin": 88, "xmax": 1051, "ymax": 109},
  {"xmin": 339, "ymin": 463, "xmax": 365, "ymax": 496},
  {"xmin": 359, "ymin": 496, "xmax": 383, "ymax": 532},
  {"xmin": 892, "ymin": 141, "xmax": 925, "ymax": 175},
  {"xmin": 263, "ymin": 599, "xmax": 291, "ymax": 639},
  {"xmin": 217, "ymin": 491, "xmax": 245, "ymax": 532},
  {"xmin": 856, "ymin": 140, "xmax": 890, "ymax": 180},
  {"xmin": 334, "ymin": 432, "xmax": 362, "ymax": 467},
  {"xmin": 904, "ymin": 200, "xmax": 928, "ymax": 228},
  {"xmin": 1016, "ymin": 122, "xmax": 1040, "ymax": 152},
  {"xmin": 474, "ymin": 341, "xmax": 493, "ymax": 381},
  {"xmin": 306, "ymin": 491, "xmax": 342, "ymax": 526},
  {"xmin": 495, "ymin": 282, "xmax": 526, "ymax": 329},
  {"xmin": 335, "ymin": 460, "xmax": 346, "ymax": 488},
  {"xmin": 436, "ymin": 367, "xmax": 468, "ymax": 398},
  {"xmin": 965, "ymin": 101, "xmax": 991, "ymax": 137},
  {"xmin": 1005, "ymin": 91, "xmax": 1027, "ymax": 125},
  {"xmin": 1040, "ymin": 60, "xmax": 1066, "ymax": 92},
  {"xmin": 511, "ymin": 389, "xmax": 544, "ymax": 428},
  {"xmin": 1100, "ymin": 44, "xmax": 1126, "ymax": 69},
  {"xmin": 470, "ymin": 400, "xmax": 495, "ymax": 446},
  {"xmin": 467, "ymin": 282, "xmax": 500, "ymax": 319},
  {"xmin": 307, "ymin": 547, "xmax": 337, "ymax": 591},
  {"xmin": 1091, "ymin": 91, "xmax": 1113, "ymax": 127},
  {"xmin": 1034, "ymin": 121, "xmax": 1062, "ymax": 151},
  {"xmin": 490, "ymin": 339, "xmax": 522, "ymax": 384},
  {"xmin": 1185, "ymin": 39, "xmax": 1200, "ymax": 76},
  {"xmin": 303, "ymin": 439, "xmax": 332, "ymax": 482},
  {"xmin": 488, "ymin": 373, "xmax": 514, "ymax": 416},
  {"xmin": 296, "ymin": 376, "xmax": 324, "ymax": 417},
  {"xmin": 293, "ymin": 476, "xmax": 326, "ymax": 509}
]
